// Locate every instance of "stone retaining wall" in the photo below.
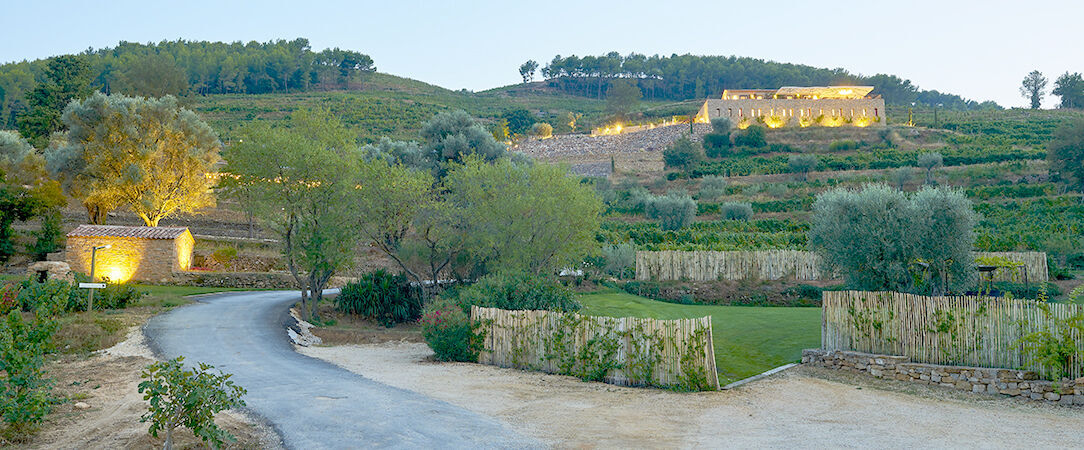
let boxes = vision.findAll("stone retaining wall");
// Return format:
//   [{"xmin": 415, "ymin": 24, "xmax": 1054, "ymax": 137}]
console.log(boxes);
[
  {"xmin": 171, "ymin": 272, "xmax": 353, "ymax": 290},
  {"xmin": 802, "ymin": 349, "xmax": 1083, "ymax": 406}
]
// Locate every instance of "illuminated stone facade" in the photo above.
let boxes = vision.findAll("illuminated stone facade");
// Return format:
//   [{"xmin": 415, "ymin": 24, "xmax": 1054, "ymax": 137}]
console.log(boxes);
[
  {"xmin": 696, "ymin": 86, "xmax": 887, "ymax": 129},
  {"xmin": 65, "ymin": 225, "xmax": 194, "ymax": 283}
]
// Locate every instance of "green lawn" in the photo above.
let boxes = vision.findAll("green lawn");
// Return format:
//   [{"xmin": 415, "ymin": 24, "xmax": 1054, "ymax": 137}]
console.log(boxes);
[{"xmin": 578, "ymin": 289, "xmax": 821, "ymax": 384}]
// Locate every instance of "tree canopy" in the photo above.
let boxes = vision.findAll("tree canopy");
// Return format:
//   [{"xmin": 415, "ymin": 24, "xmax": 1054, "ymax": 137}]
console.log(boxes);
[
  {"xmin": 0, "ymin": 38, "xmax": 375, "ymax": 130},
  {"xmin": 809, "ymin": 184, "xmax": 976, "ymax": 294},
  {"xmin": 1052, "ymin": 72, "xmax": 1084, "ymax": 109},
  {"xmin": 540, "ymin": 52, "xmax": 988, "ymax": 108},
  {"xmin": 46, "ymin": 93, "xmax": 220, "ymax": 226},
  {"xmin": 1020, "ymin": 70, "xmax": 1048, "ymax": 109}
]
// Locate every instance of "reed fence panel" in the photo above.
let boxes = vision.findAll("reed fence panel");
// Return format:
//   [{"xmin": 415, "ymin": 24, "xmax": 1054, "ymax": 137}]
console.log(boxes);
[
  {"xmin": 471, "ymin": 306, "xmax": 719, "ymax": 390},
  {"xmin": 822, "ymin": 291, "xmax": 1083, "ymax": 378},
  {"xmin": 636, "ymin": 250, "xmax": 1047, "ymax": 283}
]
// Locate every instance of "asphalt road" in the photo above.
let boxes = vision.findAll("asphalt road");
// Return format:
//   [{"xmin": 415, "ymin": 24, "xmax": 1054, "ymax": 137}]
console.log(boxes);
[{"xmin": 144, "ymin": 290, "xmax": 538, "ymax": 449}]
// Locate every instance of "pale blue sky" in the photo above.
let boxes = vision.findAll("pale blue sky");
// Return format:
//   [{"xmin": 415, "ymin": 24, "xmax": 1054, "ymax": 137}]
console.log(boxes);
[{"xmin": 0, "ymin": 0, "xmax": 1079, "ymax": 108}]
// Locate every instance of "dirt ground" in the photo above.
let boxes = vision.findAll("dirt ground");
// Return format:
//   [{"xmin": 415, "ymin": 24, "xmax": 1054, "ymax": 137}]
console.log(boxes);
[
  {"xmin": 300, "ymin": 342, "xmax": 1084, "ymax": 449},
  {"xmin": 18, "ymin": 328, "xmax": 282, "ymax": 450}
]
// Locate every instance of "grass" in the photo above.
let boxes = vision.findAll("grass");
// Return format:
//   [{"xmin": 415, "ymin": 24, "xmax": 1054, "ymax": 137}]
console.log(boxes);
[{"xmin": 578, "ymin": 288, "xmax": 821, "ymax": 385}]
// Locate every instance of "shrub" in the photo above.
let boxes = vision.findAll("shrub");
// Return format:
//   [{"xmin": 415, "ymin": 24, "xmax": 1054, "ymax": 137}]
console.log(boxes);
[
  {"xmin": 29, "ymin": 211, "xmax": 64, "ymax": 262},
  {"xmin": 890, "ymin": 166, "xmax": 914, "ymax": 190},
  {"xmin": 530, "ymin": 122, "xmax": 553, "ymax": 139},
  {"xmin": 918, "ymin": 152, "xmax": 943, "ymax": 184},
  {"xmin": 787, "ymin": 154, "xmax": 818, "ymax": 181},
  {"xmin": 810, "ymin": 184, "xmax": 976, "ymax": 294},
  {"xmin": 93, "ymin": 282, "xmax": 146, "ymax": 310},
  {"xmin": 645, "ymin": 193, "xmax": 697, "ymax": 231},
  {"xmin": 828, "ymin": 140, "xmax": 859, "ymax": 151},
  {"xmin": 138, "ymin": 357, "xmax": 246, "ymax": 450},
  {"xmin": 0, "ymin": 284, "xmax": 17, "ymax": 315},
  {"xmin": 0, "ymin": 310, "xmax": 57, "ymax": 442},
  {"xmin": 719, "ymin": 202, "xmax": 753, "ymax": 221},
  {"xmin": 662, "ymin": 137, "xmax": 703, "ymax": 169},
  {"xmin": 335, "ymin": 270, "xmax": 422, "ymax": 327},
  {"xmin": 211, "ymin": 247, "xmax": 237, "ymax": 268},
  {"xmin": 452, "ymin": 272, "xmax": 580, "ymax": 312},
  {"xmin": 598, "ymin": 244, "xmax": 636, "ymax": 279},
  {"xmin": 16, "ymin": 279, "xmax": 73, "ymax": 315},
  {"xmin": 702, "ymin": 134, "xmax": 731, "ymax": 158},
  {"xmin": 420, "ymin": 297, "xmax": 484, "ymax": 362},
  {"xmin": 733, "ymin": 125, "xmax": 767, "ymax": 148},
  {"xmin": 698, "ymin": 176, "xmax": 727, "ymax": 201}
]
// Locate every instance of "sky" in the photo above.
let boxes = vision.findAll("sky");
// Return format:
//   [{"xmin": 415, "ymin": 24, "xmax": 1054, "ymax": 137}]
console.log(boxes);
[{"xmin": 1, "ymin": 0, "xmax": 1081, "ymax": 108}]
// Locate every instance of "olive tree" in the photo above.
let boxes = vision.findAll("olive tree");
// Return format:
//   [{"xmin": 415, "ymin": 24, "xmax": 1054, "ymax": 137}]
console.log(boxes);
[
  {"xmin": 698, "ymin": 175, "xmax": 728, "ymax": 201},
  {"xmin": 1048, "ymin": 118, "xmax": 1084, "ymax": 193},
  {"xmin": 443, "ymin": 156, "xmax": 603, "ymax": 274},
  {"xmin": 787, "ymin": 154, "xmax": 818, "ymax": 181},
  {"xmin": 917, "ymin": 152, "xmax": 943, "ymax": 185},
  {"xmin": 221, "ymin": 109, "xmax": 359, "ymax": 320},
  {"xmin": 809, "ymin": 184, "xmax": 976, "ymax": 294},
  {"xmin": 646, "ymin": 193, "xmax": 696, "ymax": 230},
  {"xmin": 47, "ymin": 93, "xmax": 220, "ymax": 225}
]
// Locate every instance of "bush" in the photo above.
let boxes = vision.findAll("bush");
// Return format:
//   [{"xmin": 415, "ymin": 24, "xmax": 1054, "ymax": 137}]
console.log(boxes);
[
  {"xmin": 29, "ymin": 211, "xmax": 64, "ymax": 262},
  {"xmin": 598, "ymin": 244, "xmax": 636, "ymax": 279},
  {"xmin": 733, "ymin": 125, "xmax": 767, "ymax": 148},
  {"xmin": 702, "ymin": 134, "xmax": 731, "ymax": 158},
  {"xmin": 452, "ymin": 272, "xmax": 580, "ymax": 312},
  {"xmin": 420, "ymin": 297, "xmax": 484, "ymax": 362},
  {"xmin": 698, "ymin": 175, "xmax": 728, "ymax": 201},
  {"xmin": 0, "ymin": 310, "xmax": 57, "ymax": 441},
  {"xmin": 17, "ymin": 277, "xmax": 143, "ymax": 313},
  {"xmin": 645, "ymin": 193, "xmax": 697, "ymax": 231},
  {"xmin": 138, "ymin": 357, "xmax": 247, "ymax": 450},
  {"xmin": 787, "ymin": 154, "xmax": 818, "ymax": 181},
  {"xmin": 16, "ymin": 279, "xmax": 73, "ymax": 316},
  {"xmin": 710, "ymin": 117, "xmax": 731, "ymax": 133},
  {"xmin": 829, "ymin": 140, "xmax": 859, "ymax": 151},
  {"xmin": 335, "ymin": 270, "xmax": 422, "ymax": 327},
  {"xmin": 211, "ymin": 247, "xmax": 237, "ymax": 268},
  {"xmin": 662, "ymin": 137, "xmax": 703, "ymax": 169},
  {"xmin": 530, "ymin": 122, "xmax": 553, "ymax": 139},
  {"xmin": 719, "ymin": 202, "xmax": 753, "ymax": 221}
]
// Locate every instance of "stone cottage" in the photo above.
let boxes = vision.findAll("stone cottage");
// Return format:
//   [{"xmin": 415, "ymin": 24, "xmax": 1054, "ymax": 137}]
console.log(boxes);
[
  {"xmin": 696, "ymin": 86, "xmax": 887, "ymax": 128},
  {"xmin": 65, "ymin": 225, "xmax": 194, "ymax": 283}
]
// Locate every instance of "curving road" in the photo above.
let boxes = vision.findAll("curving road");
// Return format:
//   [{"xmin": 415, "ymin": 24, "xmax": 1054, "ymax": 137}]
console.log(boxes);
[{"xmin": 144, "ymin": 290, "xmax": 538, "ymax": 449}]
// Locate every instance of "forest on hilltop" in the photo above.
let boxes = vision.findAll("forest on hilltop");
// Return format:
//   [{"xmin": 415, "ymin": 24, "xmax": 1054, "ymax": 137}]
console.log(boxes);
[
  {"xmin": 0, "ymin": 38, "xmax": 374, "ymax": 129},
  {"xmin": 537, "ymin": 52, "xmax": 999, "ymax": 108}
]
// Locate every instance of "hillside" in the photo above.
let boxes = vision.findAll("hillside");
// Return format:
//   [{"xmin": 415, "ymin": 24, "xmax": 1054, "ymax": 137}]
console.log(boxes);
[{"xmin": 185, "ymin": 72, "xmax": 676, "ymax": 143}]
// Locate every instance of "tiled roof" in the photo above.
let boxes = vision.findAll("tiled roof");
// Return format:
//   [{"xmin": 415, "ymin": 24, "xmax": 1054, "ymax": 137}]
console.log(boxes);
[{"xmin": 67, "ymin": 225, "xmax": 189, "ymax": 240}]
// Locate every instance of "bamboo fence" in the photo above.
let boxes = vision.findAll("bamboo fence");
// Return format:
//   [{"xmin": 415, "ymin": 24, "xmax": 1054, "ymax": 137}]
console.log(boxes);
[
  {"xmin": 636, "ymin": 251, "xmax": 1048, "ymax": 283},
  {"xmin": 635, "ymin": 250, "xmax": 823, "ymax": 281},
  {"xmin": 974, "ymin": 251, "xmax": 1048, "ymax": 283},
  {"xmin": 471, "ymin": 306, "xmax": 719, "ymax": 390},
  {"xmin": 822, "ymin": 291, "xmax": 1084, "ymax": 378}
]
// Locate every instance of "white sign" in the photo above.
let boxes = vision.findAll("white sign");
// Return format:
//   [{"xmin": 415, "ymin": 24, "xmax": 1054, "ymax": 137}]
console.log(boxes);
[{"xmin": 79, "ymin": 282, "xmax": 106, "ymax": 289}]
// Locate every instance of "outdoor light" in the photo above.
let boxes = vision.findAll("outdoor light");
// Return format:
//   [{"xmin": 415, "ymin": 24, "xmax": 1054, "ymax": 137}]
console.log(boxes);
[{"xmin": 88, "ymin": 244, "xmax": 112, "ymax": 311}]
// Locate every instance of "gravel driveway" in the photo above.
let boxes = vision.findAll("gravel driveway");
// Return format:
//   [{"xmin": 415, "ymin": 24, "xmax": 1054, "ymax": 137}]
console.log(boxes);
[{"xmin": 144, "ymin": 290, "xmax": 537, "ymax": 449}]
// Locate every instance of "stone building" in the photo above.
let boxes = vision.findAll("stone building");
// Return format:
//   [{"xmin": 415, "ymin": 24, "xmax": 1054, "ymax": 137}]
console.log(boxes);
[
  {"xmin": 695, "ymin": 86, "xmax": 886, "ymax": 128},
  {"xmin": 65, "ymin": 225, "xmax": 194, "ymax": 283}
]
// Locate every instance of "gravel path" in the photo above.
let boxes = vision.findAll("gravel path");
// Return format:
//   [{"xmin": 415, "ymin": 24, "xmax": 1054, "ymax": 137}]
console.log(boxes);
[
  {"xmin": 143, "ymin": 290, "xmax": 537, "ymax": 449},
  {"xmin": 302, "ymin": 342, "xmax": 1084, "ymax": 449}
]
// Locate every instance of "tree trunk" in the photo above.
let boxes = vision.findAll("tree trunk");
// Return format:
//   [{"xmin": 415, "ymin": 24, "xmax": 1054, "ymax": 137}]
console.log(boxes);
[
  {"xmin": 85, "ymin": 203, "xmax": 108, "ymax": 225},
  {"xmin": 163, "ymin": 427, "xmax": 173, "ymax": 450}
]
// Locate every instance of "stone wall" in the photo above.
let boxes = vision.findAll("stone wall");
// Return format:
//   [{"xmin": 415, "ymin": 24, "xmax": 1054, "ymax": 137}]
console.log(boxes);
[
  {"xmin": 514, "ymin": 124, "xmax": 709, "ymax": 176},
  {"xmin": 66, "ymin": 236, "xmax": 179, "ymax": 283},
  {"xmin": 803, "ymin": 349, "xmax": 1083, "ymax": 406},
  {"xmin": 171, "ymin": 271, "xmax": 354, "ymax": 290}
]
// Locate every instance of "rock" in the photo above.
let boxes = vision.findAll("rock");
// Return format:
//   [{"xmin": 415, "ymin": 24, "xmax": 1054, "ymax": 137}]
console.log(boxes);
[
  {"xmin": 972, "ymin": 384, "xmax": 985, "ymax": 393},
  {"xmin": 1044, "ymin": 392, "xmax": 1060, "ymax": 401},
  {"xmin": 26, "ymin": 261, "xmax": 74, "ymax": 283},
  {"xmin": 74, "ymin": 402, "xmax": 90, "ymax": 410}
]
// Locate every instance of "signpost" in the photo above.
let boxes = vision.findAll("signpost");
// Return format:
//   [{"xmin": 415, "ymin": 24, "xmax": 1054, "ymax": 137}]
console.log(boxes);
[{"xmin": 86, "ymin": 244, "xmax": 111, "ymax": 311}]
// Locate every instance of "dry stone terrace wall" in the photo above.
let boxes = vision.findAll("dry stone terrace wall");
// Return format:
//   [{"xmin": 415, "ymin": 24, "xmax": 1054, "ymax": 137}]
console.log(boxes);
[
  {"xmin": 803, "ymin": 349, "xmax": 1084, "ymax": 406},
  {"xmin": 514, "ymin": 124, "xmax": 710, "ymax": 176}
]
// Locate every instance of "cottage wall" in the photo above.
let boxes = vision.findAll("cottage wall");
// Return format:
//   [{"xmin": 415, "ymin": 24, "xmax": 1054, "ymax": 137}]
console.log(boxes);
[{"xmin": 66, "ymin": 236, "xmax": 180, "ymax": 283}]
